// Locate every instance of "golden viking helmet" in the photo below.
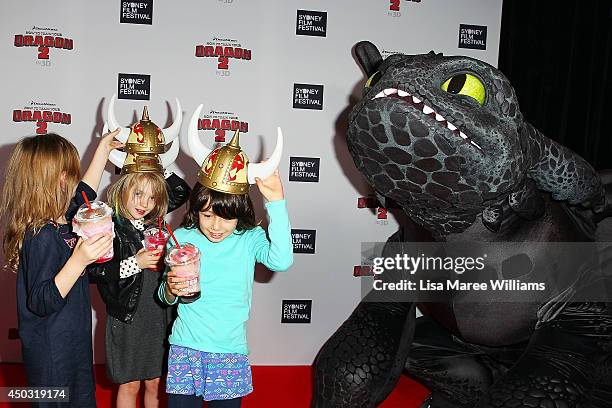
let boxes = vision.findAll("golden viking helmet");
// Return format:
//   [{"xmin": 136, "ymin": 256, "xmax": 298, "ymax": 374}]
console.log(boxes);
[
  {"xmin": 126, "ymin": 106, "xmax": 166, "ymax": 154},
  {"xmin": 198, "ymin": 129, "xmax": 249, "ymax": 194},
  {"xmin": 115, "ymin": 106, "xmax": 165, "ymax": 174},
  {"xmin": 106, "ymin": 94, "xmax": 182, "ymax": 175},
  {"xmin": 188, "ymin": 104, "xmax": 284, "ymax": 196}
]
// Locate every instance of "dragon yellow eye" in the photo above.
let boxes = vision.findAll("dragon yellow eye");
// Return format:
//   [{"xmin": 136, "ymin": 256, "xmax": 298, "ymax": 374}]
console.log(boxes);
[
  {"xmin": 365, "ymin": 71, "xmax": 381, "ymax": 88},
  {"xmin": 441, "ymin": 73, "xmax": 485, "ymax": 105}
]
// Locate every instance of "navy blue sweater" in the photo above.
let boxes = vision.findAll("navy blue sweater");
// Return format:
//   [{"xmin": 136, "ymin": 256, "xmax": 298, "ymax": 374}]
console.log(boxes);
[{"xmin": 16, "ymin": 182, "xmax": 97, "ymax": 407}]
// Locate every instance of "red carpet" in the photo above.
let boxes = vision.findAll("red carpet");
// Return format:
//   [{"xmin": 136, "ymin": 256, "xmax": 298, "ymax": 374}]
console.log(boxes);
[{"xmin": 0, "ymin": 364, "xmax": 429, "ymax": 407}]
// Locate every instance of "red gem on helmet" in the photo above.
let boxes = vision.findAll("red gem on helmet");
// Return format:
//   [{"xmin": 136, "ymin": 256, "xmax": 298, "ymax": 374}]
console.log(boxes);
[
  {"xmin": 228, "ymin": 153, "xmax": 245, "ymax": 182},
  {"xmin": 133, "ymin": 123, "xmax": 145, "ymax": 143},
  {"xmin": 204, "ymin": 148, "xmax": 220, "ymax": 175}
]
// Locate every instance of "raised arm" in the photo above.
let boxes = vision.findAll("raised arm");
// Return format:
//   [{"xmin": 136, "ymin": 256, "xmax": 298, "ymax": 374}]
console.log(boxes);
[{"xmin": 81, "ymin": 129, "xmax": 124, "ymax": 192}]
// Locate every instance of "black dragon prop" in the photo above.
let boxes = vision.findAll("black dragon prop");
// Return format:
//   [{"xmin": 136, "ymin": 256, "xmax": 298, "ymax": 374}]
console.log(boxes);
[{"xmin": 313, "ymin": 42, "xmax": 612, "ymax": 408}]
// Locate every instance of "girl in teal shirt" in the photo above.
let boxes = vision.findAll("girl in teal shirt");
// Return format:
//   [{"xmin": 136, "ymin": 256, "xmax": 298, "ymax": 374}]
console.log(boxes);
[{"xmin": 158, "ymin": 168, "xmax": 293, "ymax": 408}]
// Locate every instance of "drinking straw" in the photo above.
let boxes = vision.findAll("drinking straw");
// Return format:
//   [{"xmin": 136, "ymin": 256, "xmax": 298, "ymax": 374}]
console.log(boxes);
[
  {"xmin": 157, "ymin": 217, "xmax": 163, "ymax": 238},
  {"xmin": 81, "ymin": 191, "xmax": 92, "ymax": 211},
  {"xmin": 164, "ymin": 222, "xmax": 181, "ymax": 249}
]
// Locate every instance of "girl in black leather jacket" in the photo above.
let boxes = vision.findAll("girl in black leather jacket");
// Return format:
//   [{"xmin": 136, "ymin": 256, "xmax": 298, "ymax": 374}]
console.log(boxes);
[{"xmin": 89, "ymin": 170, "xmax": 190, "ymax": 407}]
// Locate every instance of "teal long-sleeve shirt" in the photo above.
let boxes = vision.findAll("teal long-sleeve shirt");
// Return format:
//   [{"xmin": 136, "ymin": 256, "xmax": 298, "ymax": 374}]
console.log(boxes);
[{"xmin": 159, "ymin": 199, "xmax": 293, "ymax": 355}]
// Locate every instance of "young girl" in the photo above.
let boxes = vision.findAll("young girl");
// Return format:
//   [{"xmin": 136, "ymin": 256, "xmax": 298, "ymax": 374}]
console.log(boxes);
[
  {"xmin": 0, "ymin": 131, "xmax": 121, "ymax": 407},
  {"xmin": 89, "ymin": 169, "xmax": 190, "ymax": 408},
  {"xmin": 158, "ymin": 169, "xmax": 293, "ymax": 408}
]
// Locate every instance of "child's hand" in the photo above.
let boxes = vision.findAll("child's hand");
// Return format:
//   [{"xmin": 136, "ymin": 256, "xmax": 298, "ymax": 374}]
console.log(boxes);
[
  {"xmin": 255, "ymin": 169, "xmax": 284, "ymax": 202},
  {"xmin": 136, "ymin": 248, "xmax": 163, "ymax": 269},
  {"xmin": 72, "ymin": 234, "xmax": 113, "ymax": 266},
  {"xmin": 166, "ymin": 270, "xmax": 192, "ymax": 296},
  {"xmin": 100, "ymin": 128, "xmax": 125, "ymax": 156}
]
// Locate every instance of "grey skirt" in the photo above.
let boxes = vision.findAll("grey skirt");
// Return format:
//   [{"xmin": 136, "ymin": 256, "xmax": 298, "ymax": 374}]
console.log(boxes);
[{"xmin": 105, "ymin": 270, "xmax": 172, "ymax": 384}]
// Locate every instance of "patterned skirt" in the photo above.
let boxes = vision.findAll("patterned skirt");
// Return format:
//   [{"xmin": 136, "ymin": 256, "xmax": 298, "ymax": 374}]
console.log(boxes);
[{"xmin": 166, "ymin": 345, "xmax": 253, "ymax": 401}]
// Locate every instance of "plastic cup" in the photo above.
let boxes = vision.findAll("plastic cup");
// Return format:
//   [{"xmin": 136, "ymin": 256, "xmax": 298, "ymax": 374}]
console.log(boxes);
[
  {"xmin": 143, "ymin": 227, "xmax": 170, "ymax": 271},
  {"xmin": 165, "ymin": 243, "xmax": 201, "ymax": 303},
  {"xmin": 74, "ymin": 201, "xmax": 114, "ymax": 263}
]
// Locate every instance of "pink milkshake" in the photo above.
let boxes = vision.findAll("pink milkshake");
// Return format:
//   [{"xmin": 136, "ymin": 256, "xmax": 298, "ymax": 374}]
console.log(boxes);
[
  {"xmin": 74, "ymin": 201, "xmax": 114, "ymax": 263},
  {"xmin": 143, "ymin": 227, "xmax": 170, "ymax": 271},
  {"xmin": 165, "ymin": 243, "xmax": 201, "ymax": 302}
]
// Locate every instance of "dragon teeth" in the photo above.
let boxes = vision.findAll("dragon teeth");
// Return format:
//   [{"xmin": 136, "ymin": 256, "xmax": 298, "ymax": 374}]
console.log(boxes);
[
  {"xmin": 470, "ymin": 141, "xmax": 482, "ymax": 150},
  {"xmin": 369, "ymin": 88, "xmax": 482, "ymax": 152},
  {"xmin": 423, "ymin": 105, "xmax": 434, "ymax": 115}
]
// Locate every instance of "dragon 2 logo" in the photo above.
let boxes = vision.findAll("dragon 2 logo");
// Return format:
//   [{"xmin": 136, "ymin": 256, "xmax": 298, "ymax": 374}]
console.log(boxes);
[
  {"xmin": 195, "ymin": 37, "xmax": 252, "ymax": 76},
  {"xmin": 388, "ymin": 0, "xmax": 422, "ymax": 17},
  {"xmin": 14, "ymin": 26, "xmax": 74, "ymax": 66},
  {"xmin": 13, "ymin": 101, "xmax": 72, "ymax": 135},
  {"xmin": 357, "ymin": 195, "xmax": 389, "ymax": 225},
  {"xmin": 195, "ymin": 109, "xmax": 249, "ymax": 142}
]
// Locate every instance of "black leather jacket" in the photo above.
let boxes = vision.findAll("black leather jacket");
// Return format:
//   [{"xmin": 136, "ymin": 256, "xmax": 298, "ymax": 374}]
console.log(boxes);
[{"xmin": 89, "ymin": 173, "xmax": 190, "ymax": 323}]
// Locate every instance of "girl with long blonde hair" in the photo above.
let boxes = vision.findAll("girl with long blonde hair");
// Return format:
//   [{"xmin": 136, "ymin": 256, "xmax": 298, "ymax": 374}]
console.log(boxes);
[
  {"xmin": 89, "ymin": 167, "xmax": 190, "ymax": 408},
  {"xmin": 0, "ymin": 131, "xmax": 121, "ymax": 407}
]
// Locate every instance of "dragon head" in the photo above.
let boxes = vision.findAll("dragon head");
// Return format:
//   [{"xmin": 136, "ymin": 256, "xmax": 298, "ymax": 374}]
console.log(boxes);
[{"xmin": 347, "ymin": 42, "xmax": 542, "ymax": 236}]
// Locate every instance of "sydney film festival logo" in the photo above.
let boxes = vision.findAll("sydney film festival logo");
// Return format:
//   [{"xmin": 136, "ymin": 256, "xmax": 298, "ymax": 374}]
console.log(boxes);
[
  {"xmin": 458, "ymin": 24, "xmax": 487, "ymax": 50},
  {"xmin": 13, "ymin": 26, "xmax": 74, "ymax": 66},
  {"xmin": 13, "ymin": 101, "xmax": 72, "ymax": 135},
  {"xmin": 120, "ymin": 1, "xmax": 153, "ymax": 25},
  {"xmin": 291, "ymin": 229, "xmax": 316, "ymax": 254},
  {"xmin": 289, "ymin": 157, "xmax": 320, "ymax": 183},
  {"xmin": 281, "ymin": 300, "xmax": 312, "ymax": 324},
  {"xmin": 293, "ymin": 84, "xmax": 324, "ymax": 110},
  {"xmin": 381, "ymin": 48, "xmax": 406, "ymax": 60},
  {"xmin": 118, "ymin": 73, "xmax": 151, "ymax": 100},
  {"xmin": 195, "ymin": 37, "xmax": 252, "ymax": 76},
  {"xmin": 296, "ymin": 10, "xmax": 327, "ymax": 37},
  {"xmin": 195, "ymin": 109, "xmax": 249, "ymax": 143}
]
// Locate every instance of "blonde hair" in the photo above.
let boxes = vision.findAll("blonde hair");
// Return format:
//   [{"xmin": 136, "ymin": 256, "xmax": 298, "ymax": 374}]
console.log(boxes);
[
  {"xmin": 0, "ymin": 134, "xmax": 81, "ymax": 270},
  {"xmin": 107, "ymin": 172, "xmax": 168, "ymax": 224}
]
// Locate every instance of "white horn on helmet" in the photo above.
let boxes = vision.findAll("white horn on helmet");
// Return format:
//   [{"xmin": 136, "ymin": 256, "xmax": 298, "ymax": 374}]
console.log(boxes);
[
  {"xmin": 247, "ymin": 127, "xmax": 283, "ymax": 184},
  {"xmin": 187, "ymin": 104, "xmax": 212, "ymax": 166},
  {"xmin": 109, "ymin": 149, "xmax": 127, "ymax": 169},
  {"xmin": 162, "ymin": 98, "xmax": 182, "ymax": 143},
  {"xmin": 160, "ymin": 138, "xmax": 180, "ymax": 169},
  {"xmin": 107, "ymin": 94, "xmax": 131, "ymax": 142}
]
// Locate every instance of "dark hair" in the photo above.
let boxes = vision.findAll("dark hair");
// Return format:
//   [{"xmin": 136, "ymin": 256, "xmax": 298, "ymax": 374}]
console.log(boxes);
[{"xmin": 181, "ymin": 182, "xmax": 257, "ymax": 232}]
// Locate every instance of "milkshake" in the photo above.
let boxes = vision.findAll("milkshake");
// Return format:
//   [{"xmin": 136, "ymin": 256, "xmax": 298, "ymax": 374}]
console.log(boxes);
[
  {"xmin": 165, "ymin": 243, "xmax": 201, "ymax": 303},
  {"xmin": 143, "ymin": 227, "xmax": 170, "ymax": 271},
  {"xmin": 74, "ymin": 201, "xmax": 114, "ymax": 263}
]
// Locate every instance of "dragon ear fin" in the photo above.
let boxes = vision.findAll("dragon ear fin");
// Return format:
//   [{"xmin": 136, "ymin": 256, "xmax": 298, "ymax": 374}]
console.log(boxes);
[{"xmin": 355, "ymin": 41, "xmax": 383, "ymax": 77}]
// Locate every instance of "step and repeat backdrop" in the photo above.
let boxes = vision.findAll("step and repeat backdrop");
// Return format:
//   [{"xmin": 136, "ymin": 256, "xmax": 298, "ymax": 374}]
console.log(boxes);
[{"xmin": 0, "ymin": 0, "xmax": 502, "ymax": 364}]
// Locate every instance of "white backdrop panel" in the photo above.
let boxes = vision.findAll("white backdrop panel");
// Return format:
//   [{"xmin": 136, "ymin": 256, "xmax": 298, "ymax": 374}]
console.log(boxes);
[{"xmin": 0, "ymin": 0, "xmax": 502, "ymax": 364}]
